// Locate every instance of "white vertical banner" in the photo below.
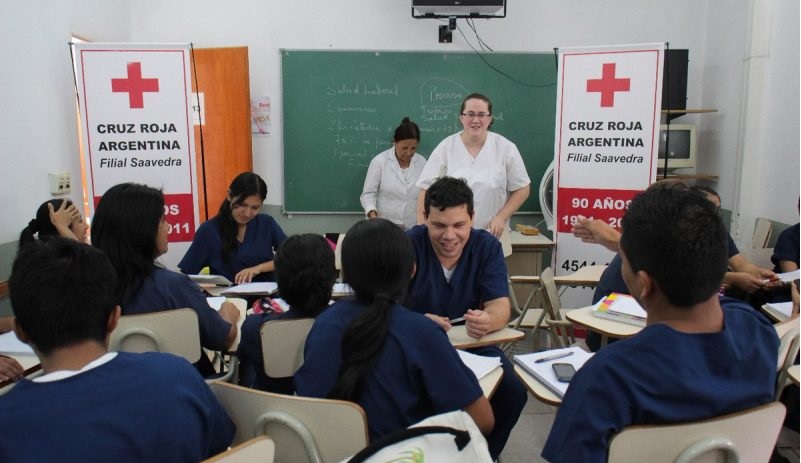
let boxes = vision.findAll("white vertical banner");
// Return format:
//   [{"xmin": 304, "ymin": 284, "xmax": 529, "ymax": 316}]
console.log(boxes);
[
  {"xmin": 552, "ymin": 43, "xmax": 664, "ymax": 306},
  {"xmin": 74, "ymin": 43, "xmax": 198, "ymax": 267}
]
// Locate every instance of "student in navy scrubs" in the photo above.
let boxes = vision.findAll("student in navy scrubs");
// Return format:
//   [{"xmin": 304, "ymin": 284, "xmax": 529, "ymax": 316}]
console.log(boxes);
[
  {"xmin": 179, "ymin": 172, "xmax": 287, "ymax": 284},
  {"xmin": 92, "ymin": 183, "xmax": 240, "ymax": 376},
  {"xmin": 237, "ymin": 234, "xmax": 337, "ymax": 392},
  {"xmin": 295, "ymin": 218, "xmax": 494, "ymax": 441}
]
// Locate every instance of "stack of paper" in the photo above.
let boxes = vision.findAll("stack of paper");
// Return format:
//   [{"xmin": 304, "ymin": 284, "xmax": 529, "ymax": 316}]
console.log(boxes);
[
  {"xmin": 763, "ymin": 301, "xmax": 794, "ymax": 320},
  {"xmin": 331, "ymin": 283, "xmax": 354, "ymax": 297},
  {"xmin": 0, "ymin": 331, "xmax": 35, "ymax": 356},
  {"xmin": 457, "ymin": 349, "xmax": 501, "ymax": 380},
  {"xmin": 592, "ymin": 293, "xmax": 647, "ymax": 327},
  {"xmin": 189, "ymin": 274, "xmax": 234, "ymax": 286},
  {"xmin": 220, "ymin": 282, "xmax": 279, "ymax": 296},
  {"xmin": 513, "ymin": 347, "xmax": 593, "ymax": 398}
]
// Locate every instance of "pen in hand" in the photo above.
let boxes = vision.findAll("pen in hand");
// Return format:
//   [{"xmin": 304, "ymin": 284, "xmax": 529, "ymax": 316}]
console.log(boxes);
[
  {"xmin": 534, "ymin": 351, "xmax": 574, "ymax": 363},
  {"xmin": 449, "ymin": 316, "xmax": 465, "ymax": 324}
]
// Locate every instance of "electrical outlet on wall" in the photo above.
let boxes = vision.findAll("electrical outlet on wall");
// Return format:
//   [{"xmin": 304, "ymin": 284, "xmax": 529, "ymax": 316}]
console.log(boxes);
[{"xmin": 48, "ymin": 171, "xmax": 71, "ymax": 195}]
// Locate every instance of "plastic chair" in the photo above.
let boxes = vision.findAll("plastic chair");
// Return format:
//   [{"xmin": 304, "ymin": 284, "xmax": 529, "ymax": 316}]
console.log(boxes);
[
  {"xmin": 210, "ymin": 382, "xmax": 368, "ymax": 463},
  {"xmin": 202, "ymin": 436, "xmax": 275, "ymax": 463},
  {"xmin": 109, "ymin": 308, "xmax": 236, "ymax": 383},
  {"xmin": 540, "ymin": 267, "xmax": 583, "ymax": 349},
  {"xmin": 260, "ymin": 318, "xmax": 315, "ymax": 378},
  {"xmin": 607, "ymin": 401, "xmax": 786, "ymax": 463},
  {"xmin": 774, "ymin": 323, "xmax": 800, "ymax": 399},
  {"xmin": 109, "ymin": 308, "xmax": 201, "ymax": 363}
]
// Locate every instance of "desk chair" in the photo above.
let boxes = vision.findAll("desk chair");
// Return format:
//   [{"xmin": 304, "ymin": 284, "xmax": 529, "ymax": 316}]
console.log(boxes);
[
  {"xmin": 334, "ymin": 233, "xmax": 346, "ymax": 281},
  {"xmin": 607, "ymin": 401, "xmax": 786, "ymax": 463},
  {"xmin": 109, "ymin": 308, "xmax": 236, "ymax": 383},
  {"xmin": 210, "ymin": 382, "xmax": 368, "ymax": 463},
  {"xmin": 540, "ymin": 267, "xmax": 583, "ymax": 348},
  {"xmin": 260, "ymin": 318, "xmax": 314, "ymax": 378},
  {"xmin": 752, "ymin": 217, "xmax": 773, "ymax": 249},
  {"xmin": 110, "ymin": 308, "xmax": 201, "ymax": 362},
  {"xmin": 774, "ymin": 322, "xmax": 800, "ymax": 399},
  {"xmin": 202, "ymin": 436, "xmax": 275, "ymax": 463}
]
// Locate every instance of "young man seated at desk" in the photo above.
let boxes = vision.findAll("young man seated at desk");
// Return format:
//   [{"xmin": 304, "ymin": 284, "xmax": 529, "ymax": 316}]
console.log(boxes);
[
  {"xmin": 405, "ymin": 176, "xmax": 526, "ymax": 461},
  {"xmin": 0, "ymin": 238, "xmax": 235, "ymax": 463},
  {"xmin": 542, "ymin": 185, "xmax": 779, "ymax": 462},
  {"xmin": 573, "ymin": 183, "xmax": 780, "ymax": 350}
]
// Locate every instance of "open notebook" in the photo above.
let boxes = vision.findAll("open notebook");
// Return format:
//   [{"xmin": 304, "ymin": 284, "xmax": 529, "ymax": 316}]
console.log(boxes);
[{"xmin": 513, "ymin": 347, "xmax": 593, "ymax": 398}]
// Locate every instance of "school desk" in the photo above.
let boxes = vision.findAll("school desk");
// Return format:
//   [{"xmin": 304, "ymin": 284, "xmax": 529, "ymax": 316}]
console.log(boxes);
[
  {"xmin": 480, "ymin": 365, "xmax": 504, "ymax": 398},
  {"xmin": 565, "ymin": 306, "xmax": 642, "ymax": 347},
  {"xmin": 448, "ymin": 326, "xmax": 525, "ymax": 349},
  {"xmin": 788, "ymin": 364, "xmax": 800, "ymax": 386},
  {"xmin": 513, "ymin": 364, "xmax": 562, "ymax": 406}
]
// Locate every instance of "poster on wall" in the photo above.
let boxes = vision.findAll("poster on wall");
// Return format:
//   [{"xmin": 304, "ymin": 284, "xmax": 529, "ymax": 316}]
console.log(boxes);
[
  {"xmin": 73, "ymin": 43, "xmax": 198, "ymax": 267},
  {"xmin": 552, "ymin": 43, "xmax": 664, "ymax": 306}
]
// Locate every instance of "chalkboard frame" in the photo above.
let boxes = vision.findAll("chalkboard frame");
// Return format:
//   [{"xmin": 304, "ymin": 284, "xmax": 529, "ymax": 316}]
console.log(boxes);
[{"xmin": 281, "ymin": 49, "xmax": 557, "ymax": 214}]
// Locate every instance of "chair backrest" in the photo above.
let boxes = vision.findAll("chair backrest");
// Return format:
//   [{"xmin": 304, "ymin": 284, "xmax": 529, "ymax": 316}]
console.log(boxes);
[
  {"xmin": 260, "ymin": 317, "xmax": 315, "ymax": 378},
  {"xmin": 608, "ymin": 401, "xmax": 786, "ymax": 463},
  {"xmin": 334, "ymin": 233, "xmax": 346, "ymax": 271},
  {"xmin": 540, "ymin": 267, "xmax": 575, "ymax": 348},
  {"xmin": 752, "ymin": 217, "xmax": 773, "ymax": 249},
  {"xmin": 202, "ymin": 436, "xmax": 275, "ymax": 463},
  {"xmin": 109, "ymin": 308, "xmax": 201, "ymax": 363},
  {"xmin": 540, "ymin": 267, "xmax": 562, "ymax": 315},
  {"xmin": 210, "ymin": 382, "xmax": 368, "ymax": 463},
  {"xmin": 775, "ymin": 324, "xmax": 800, "ymax": 399}
]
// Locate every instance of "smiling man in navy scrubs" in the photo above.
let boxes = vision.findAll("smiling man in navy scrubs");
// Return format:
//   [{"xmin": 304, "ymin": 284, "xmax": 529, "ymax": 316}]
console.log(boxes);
[{"xmin": 405, "ymin": 176, "xmax": 526, "ymax": 460}]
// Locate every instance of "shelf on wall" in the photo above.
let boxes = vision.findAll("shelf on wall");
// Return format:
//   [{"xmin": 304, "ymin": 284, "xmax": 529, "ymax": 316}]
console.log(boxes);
[{"xmin": 661, "ymin": 109, "xmax": 718, "ymax": 115}]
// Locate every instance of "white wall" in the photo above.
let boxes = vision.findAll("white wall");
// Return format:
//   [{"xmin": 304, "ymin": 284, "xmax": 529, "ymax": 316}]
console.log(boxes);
[
  {"xmin": 0, "ymin": 1, "xmax": 132, "ymax": 245},
  {"xmin": 1, "ymin": 0, "xmax": 797, "ymax": 249}
]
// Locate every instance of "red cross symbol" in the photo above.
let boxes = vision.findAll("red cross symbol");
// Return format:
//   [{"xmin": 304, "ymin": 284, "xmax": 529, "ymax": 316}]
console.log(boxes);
[
  {"xmin": 586, "ymin": 63, "xmax": 631, "ymax": 108},
  {"xmin": 111, "ymin": 62, "xmax": 159, "ymax": 109}
]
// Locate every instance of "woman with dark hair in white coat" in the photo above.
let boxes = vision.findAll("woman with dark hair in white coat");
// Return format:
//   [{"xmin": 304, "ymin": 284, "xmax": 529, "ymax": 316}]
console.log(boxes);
[{"xmin": 360, "ymin": 117, "xmax": 426, "ymax": 229}]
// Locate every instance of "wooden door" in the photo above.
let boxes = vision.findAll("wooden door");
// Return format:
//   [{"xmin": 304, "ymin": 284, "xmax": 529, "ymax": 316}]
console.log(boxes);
[{"xmin": 191, "ymin": 47, "xmax": 252, "ymax": 220}]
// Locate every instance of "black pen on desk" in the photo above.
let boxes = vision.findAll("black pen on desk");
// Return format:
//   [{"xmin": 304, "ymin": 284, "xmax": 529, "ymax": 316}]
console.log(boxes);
[{"xmin": 534, "ymin": 351, "xmax": 574, "ymax": 363}]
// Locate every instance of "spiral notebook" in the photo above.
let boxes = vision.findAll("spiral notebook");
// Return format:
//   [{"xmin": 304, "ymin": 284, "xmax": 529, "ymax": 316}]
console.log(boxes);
[{"xmin": 592, "ymin": 293, "xmax": 647, "ymax": 327}]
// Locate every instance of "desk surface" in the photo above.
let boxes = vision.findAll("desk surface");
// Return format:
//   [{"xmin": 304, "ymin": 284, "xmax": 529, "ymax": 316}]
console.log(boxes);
[
  {"xmin": 480, "ymin": 366, "xmax": 504, "ymax": 398},
  {"xmin": 788, "ymin": 364, "xmax": 800, "ymax": 386},
  {"xmin": 510, "ymin": 265, "xmax": 607, "ymax": 287},
  {"xmin": 448, "ymin": 326, "xmax": 525, "ymax": 349},
  {"xmin": 0, "ymin": 354, "xmax": 41, "ymax": 389},
  {"xmin": 566, "ymin": 306, "xmax": 642, "ymax": 340},
  {"xmin": 761, "ymin": 304, "xmax": 791, "ymax": 323},
  {"xmin": 508, "ymin": 231, "xmax": 554, "ymax": 249},
  {"xmin": 513, "ymin": 364, "xmax": 562, "ymax": 406}
]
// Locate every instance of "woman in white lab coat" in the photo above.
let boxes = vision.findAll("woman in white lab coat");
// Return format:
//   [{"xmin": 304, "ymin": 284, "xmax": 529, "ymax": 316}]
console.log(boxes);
[{"xmin": 360, "ymin": 117, "xmax": 426, "ymax": 229}]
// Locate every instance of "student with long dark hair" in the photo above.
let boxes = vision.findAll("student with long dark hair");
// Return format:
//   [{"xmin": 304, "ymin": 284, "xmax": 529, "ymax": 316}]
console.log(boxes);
[
  {"xmin": 295, "ymin": 218, "xmax": 493, "ymax": 441},
  {"xmin": 19, "ymin": 199, "xmax": 88, "ymax": 246},
  {"xmin": 91, "ymin": 183, "xmax": 239, "ymax": 376},
  {"xmin": 179, "ymin": 172, "xmax": 287, "ymax": 284},
  {"xmin": 237, "ymin": 234, "xmax": 337, "ymax": 392}
]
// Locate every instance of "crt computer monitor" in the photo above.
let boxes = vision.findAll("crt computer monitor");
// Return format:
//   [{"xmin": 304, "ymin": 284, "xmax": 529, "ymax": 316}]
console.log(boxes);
[{"xmin": 657, "ymin": 124, "xmax": 696, "ymax": 170}]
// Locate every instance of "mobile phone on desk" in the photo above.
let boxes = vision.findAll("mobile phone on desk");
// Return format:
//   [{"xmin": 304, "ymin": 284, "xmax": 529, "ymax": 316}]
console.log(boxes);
[{"xmin": 552, "ymin": 363, "xmax": 576, "ymax": 383}]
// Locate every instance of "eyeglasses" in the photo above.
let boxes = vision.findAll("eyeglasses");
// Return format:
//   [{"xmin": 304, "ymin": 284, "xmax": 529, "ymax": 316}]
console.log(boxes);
[{"xmin": 460, "ymin": 112, "xmax": 491, "ymax": 120}]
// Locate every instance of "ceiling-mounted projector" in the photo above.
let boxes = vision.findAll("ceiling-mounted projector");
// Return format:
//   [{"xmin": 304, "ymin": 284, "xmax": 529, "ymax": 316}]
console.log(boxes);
[{"xmin": 412, "ymin": 0, "xmax": 506, "ymax": 18}]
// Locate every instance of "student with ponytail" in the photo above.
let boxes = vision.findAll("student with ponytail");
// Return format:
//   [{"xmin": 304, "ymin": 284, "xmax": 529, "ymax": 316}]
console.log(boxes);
[
  {"xmin": 19, "ymin": 199, "xmax": 87, "ymax": 247},
  {"xmin": 179, "ymin": 172, "xmax": 287, "ymax": 284},
  {"xmin": 295, "ymin": 218, "xmax": 493, "ymax": 441},
  {"xmin": 237, "ymin": 234, "xmax": 337, "ymax": 392}
]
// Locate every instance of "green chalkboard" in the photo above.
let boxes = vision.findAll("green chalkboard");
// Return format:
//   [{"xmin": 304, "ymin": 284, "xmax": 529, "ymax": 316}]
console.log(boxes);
[{"xmin": 281, "ymin": 50, "xmax": 556, "ymax": 213}]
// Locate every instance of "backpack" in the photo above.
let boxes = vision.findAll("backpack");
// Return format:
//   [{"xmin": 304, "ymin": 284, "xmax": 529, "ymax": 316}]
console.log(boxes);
[{"xmin": 341, "ymin": 410, "xmax": 492, "ymax": 463}]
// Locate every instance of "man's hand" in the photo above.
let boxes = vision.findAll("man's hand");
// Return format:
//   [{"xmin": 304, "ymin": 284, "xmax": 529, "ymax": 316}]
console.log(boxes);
[
  {"xmin": 0, "ymin": 356, "xmax": 23, "ymax": 383},
  {"xmin": 571, "ymin": 216, "xmax": 621, "ymax": 252},
  {"xmin": 465, "ymin": 309, "xmax": 492, "ymax": 339},
  {"xmin": 425, "ymin": 313, "xmax": 453, "ymax": 332},
  {"xmin": 726, "ymin": 271, "xmax": 767, "ymax": 294}
]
